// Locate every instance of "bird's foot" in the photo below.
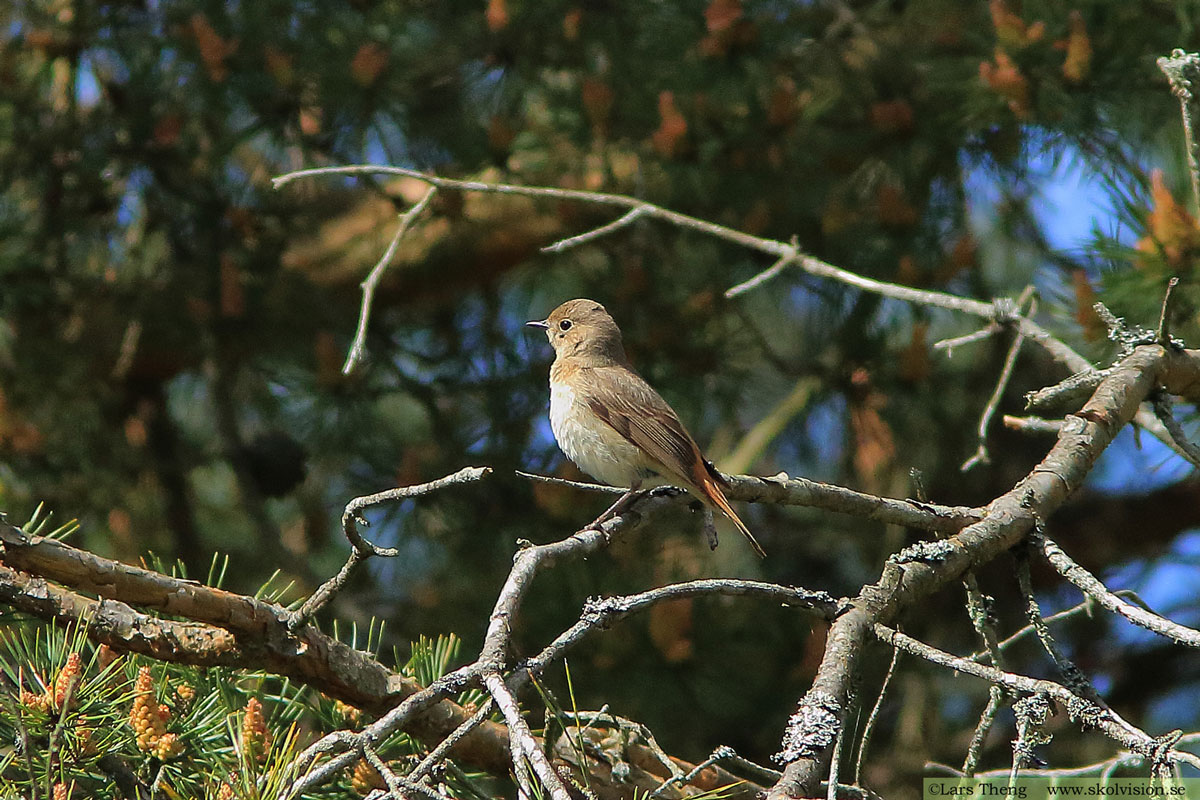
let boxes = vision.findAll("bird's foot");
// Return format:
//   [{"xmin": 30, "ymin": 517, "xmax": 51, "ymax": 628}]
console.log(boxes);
[{"xmin": 584, "ymin": 488, "xmax": 643, "ymax": 531}]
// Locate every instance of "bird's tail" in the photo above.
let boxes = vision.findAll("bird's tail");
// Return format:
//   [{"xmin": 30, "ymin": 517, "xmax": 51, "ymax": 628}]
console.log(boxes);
[{"xmin": 697, "ymin": 470, "xmax": 767, "ymax": 559}]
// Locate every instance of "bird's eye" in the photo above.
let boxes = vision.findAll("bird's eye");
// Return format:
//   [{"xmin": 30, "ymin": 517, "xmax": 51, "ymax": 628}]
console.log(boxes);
[{"xmin": 559, "ymin": 319, "xmax": 573, "ymax": 331}]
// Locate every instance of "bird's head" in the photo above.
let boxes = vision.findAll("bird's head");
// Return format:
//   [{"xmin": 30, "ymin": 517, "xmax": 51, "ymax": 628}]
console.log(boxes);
[{"xmin": 526, "ymin": 299, "xmax": 626, "ymax": 362}]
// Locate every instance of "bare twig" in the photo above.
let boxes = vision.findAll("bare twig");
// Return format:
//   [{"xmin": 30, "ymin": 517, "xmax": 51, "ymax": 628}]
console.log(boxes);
[
  {"xmin": 928, "ymin": 754, "xmax": 1135, "ymax": 779},
  {"xmin": 962, "ymin": 572, "xmax": 1006, "ymax": 776},
  {"xmin": 410, "ymin": 700, "xmax": 496, "ymax": 784},
  {"xmin": 652, "ymin": 745, "xmax": 737, "ymax": 797},
  {"xmin": 1158, "ymin": 50, "xmax": 1200, "ymax": 213},
  {"xmin": 1014, "ymin": 547, "xmax": 1112, "ymax": 710},
  {"xmin": 343, "ymin": 186, "xmax": 438, "ymax": 375},
  {"xmin": 1034, "ymin": 532, "xmax": 1200, "ymax": 648},
  {"xmin": 1156, "ymin": 277, "xmax": 1182, "ymax": 344},
  {"xmin": 965, "ymin": 689, "xmax": 1006, "ymax": 777},
  {"xmin": 272, "ymin": 164, "xmax": 1083, "ymax": 372},
  {"xmin": 484, "ymin": 670, "xmax": 573, "ymax": 800},
  {"xmin": 1003, "ymin": 415, "xmax": 1063, "ymax": 435},
  {"xmin": 542, "ymin": 206, "xmax": 649, "ymax": 253},
  {"xmin": 1026, "ymin": 370, "xmax": 1110, "ymax": 413},
  {"xmin": 721, "ymin": 471, "xmax": 980, "ymax": 533},
  {"xmin": 852, "ymin": 644, "xmax": 898, "ymax": 786},
  {"xmin": 287, "ymin": 668, "xmax": 485, "ymax": 798},
  {"xmin": 725, "ymin": 251, "xmax": 799, "ymax": 298},
  {"xmin": 826, "ymin": 727, "xmax": 844, "ymax": 800},
  {"xmin": 1150, "ymin": 394, "xmax": 1200, "ymax": 469},
  {"xmin": 962, "ymin": 321, "xmax": 1028, "ymax": 471},
  {"xmin": 520, "ymin": 580, "xmax": 836, "ymax": 682},
  {"xmin": 934, "ymin": 733, "xmax": 1200, "ymax": 779},
  {"xmin": 972, "ymin": 590, "xmax": 1147, "ymax": 662},
  {"xmin": 275, "ymin": 165, "xmax": 793, "ymax": 259},
  {"xmin": 514, "ymin": 470, "xmax": 625, "ymax": 493},
  {"xmin": 363, "ymin": 742, "xmax": 453, "ymax": 800},
  {"xmin": 289, "ymin": 466, "xmax": 492, "ymax": 630},
  {"xmin": 872, "ymin": 625, "xmax": 1200, "ymax": 770},
  {"xmin": 525, "ymin": 465, "xmax": 986, "ymax": 534},
  {"xmin": 933, "ymin": 324, "xmax": 1002, "ymax": 355}
]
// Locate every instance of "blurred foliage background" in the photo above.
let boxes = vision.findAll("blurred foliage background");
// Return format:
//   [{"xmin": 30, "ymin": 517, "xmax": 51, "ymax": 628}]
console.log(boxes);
[{"xmin": 3, "ymin": 0, "xmax": 1200, "ymax": 795}]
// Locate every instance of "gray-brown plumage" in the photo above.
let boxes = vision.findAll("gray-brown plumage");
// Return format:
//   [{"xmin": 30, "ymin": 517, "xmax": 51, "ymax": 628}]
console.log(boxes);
[{"xmin": 527, "ymin": 299, "xmax": 766, "ymax": 558}]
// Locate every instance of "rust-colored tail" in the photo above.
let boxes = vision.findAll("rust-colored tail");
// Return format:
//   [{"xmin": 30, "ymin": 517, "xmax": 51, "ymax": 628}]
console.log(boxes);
[{"xmin": 697, "ymin": 471, "xmax": 767, "ymax": 559}]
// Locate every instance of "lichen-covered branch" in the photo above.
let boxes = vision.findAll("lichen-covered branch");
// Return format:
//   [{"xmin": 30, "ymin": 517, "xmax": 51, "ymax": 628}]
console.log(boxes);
[{"xmin": 767, "ymin": 344, "xmax": 1185, "ymax": 798}]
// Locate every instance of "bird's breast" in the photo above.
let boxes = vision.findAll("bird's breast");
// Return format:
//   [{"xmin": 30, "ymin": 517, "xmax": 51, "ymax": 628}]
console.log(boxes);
[{"xmin": 548, "ymin": 376, "xmax": 648, "ymax": 487}]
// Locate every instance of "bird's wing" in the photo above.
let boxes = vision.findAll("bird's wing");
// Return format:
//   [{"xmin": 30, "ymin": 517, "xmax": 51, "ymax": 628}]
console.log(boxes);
[
  {"xmin": 578, "ymin": 364, "xmax": 708, "ymax": 486},
  {"xmin": 580, "ymin": 364, "xmax": 768, "ymax": 558}
]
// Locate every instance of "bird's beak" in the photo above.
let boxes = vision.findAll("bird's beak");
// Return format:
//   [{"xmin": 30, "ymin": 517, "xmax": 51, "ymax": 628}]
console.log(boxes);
[{"xmin": 525, "ymin": 319, "xmax": 549, "ymax": 330}]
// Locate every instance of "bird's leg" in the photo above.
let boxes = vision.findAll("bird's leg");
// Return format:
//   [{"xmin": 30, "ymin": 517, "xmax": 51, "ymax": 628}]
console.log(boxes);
[{"xmin": 586, "ymin": 482, "xmax": 644, "ymax": 530}]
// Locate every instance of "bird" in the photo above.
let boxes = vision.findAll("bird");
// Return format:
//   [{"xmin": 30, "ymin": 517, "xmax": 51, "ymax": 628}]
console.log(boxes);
[{"xmin": 526, "ymin": 299, "xmax": 766, "ymax": 558}]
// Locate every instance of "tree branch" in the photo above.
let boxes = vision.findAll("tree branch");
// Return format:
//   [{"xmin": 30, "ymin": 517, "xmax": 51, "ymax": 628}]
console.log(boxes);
[
  {"xmin": 271, "ymin": 165, "xmax": 1076, "ymax": 372},
  {"xmin": 721, "ymin": 472, "xmax": 980, "ymax": 533},
  {"xmin": 542, "ymin": 206, "xmax": 649, "ymax": 253},
  {"xmin": 767, "ymin": 344, "xmax": 1177, "ymax": 798},
  {"xmin": 343, "ymin": 185, "xmax": 438, "ymax": 375},
  {"xmin": 0, "ymin": 519, "xmax": 509, "ymax": 769},
  {"xmin": 273, "ymin": 164, "xmax": 1200, "ymax": 466},
  {"xmin": 1157, "ymin": 50, "xmax": 1200, "ymax": 214},
  {"xmin": 872, "ymin": 625, "xmax": 1200, "ymax": 771},
  {"xmin": 1035, "ymin": 531, "xmax": 1200, "ymax": 648},
  {"xmin": 1150, "ymin": 394, "xmax": 1200, "ymax": 469},
  {"xmin": 962, "ymin": 323, "xmax": 1027, "ymax": 471},
  {"xmin": 289, "ymin": 465, "xmax": 492, "ymax": 630}
]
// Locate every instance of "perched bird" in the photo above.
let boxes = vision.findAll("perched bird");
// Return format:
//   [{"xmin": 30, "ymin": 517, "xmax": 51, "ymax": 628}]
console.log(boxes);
[{"xmin": 527, "ymin": 299, "xmax": 766, "ymax": 558}]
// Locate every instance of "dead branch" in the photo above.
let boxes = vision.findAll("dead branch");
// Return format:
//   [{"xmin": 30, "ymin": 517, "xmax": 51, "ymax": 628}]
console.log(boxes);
[
  {"xmin": 1003, "ymin": 415, "xmax": 1063, "ymax": 434},
  {"xmin": 343, "ymin": 185, "xmax": 438, "ymax": 375},
  {"xmin": 961, "ymin": 571, "xmax": 1007, "ymax": 776},
  {"xmin": 289, "ymin": 466, "xmax": 492, "ymax": 630},
  {"xmin": 767, "ymin": 344, "xmax": 1182, "ymax": 798},
  {"xmin": 1151, "ymin": 394, "xmax": 1200, "ymax": 468},
  {"xmin": 273, "ymin": 163, "xmax": 1200, "ymax": 469},
  {"xmin": 962, "ymin": 323, "xmax": 1027, "ymax": 471},
  {"xmin": 872, "ymin": 625, "xmax": 1200, "ymax": 771},
  {"xmin": 542, "ymin": 206, "xmax": 649, "ymax": 253},
  {"xmin": 720, "ymin": 472, "xmax": 980, "ymax": 533},
  {"xmin": 1035, "ymin": 531, "xmax": 1200, "ymax": 648}
]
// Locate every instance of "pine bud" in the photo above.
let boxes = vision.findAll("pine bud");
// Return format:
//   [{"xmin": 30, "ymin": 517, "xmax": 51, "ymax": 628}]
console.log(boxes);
[
  {"xmin": 19, "ymin": 689, "xmax": 50, "ymax": 713},
  {"xmin": 53, "ymin": 652, "xmax": 83, "ymax": 710},
  {"xmin": 153, "ymin": 731, "xmax": 183, "ymax": 760},
  {"xmin": 129, "ymin": 666, "xmax": 171, "ymax": 754},
  {"xmin": 349, "ymin": 758, "xmax": 385, "ymax": 795},
  {"xmin": 175, "ymin": 682, "xmax": 196, "ymax": 705},
  {"xmin": 241, "ymin": 697, "xmax": 271, "ymax": 763}
]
